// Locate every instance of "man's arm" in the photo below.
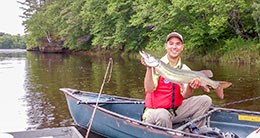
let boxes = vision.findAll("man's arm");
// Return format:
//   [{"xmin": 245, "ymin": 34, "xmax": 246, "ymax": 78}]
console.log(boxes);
[{"xmin": 144, "ymin": 67, "xmax": 155, "ymax": 93}]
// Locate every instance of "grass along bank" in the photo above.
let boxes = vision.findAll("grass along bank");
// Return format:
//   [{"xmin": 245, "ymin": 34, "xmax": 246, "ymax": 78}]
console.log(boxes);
[
  {"xmin": 136, "ymin": 38, "xmax": 260, "ymax": 65},
  {"xmin": 206, "ymin": 38, "xmax": 260, "ymax": 64},
  {"xmin": 70, "ymin": 37, "xmax": 260, "ymax": 65}
]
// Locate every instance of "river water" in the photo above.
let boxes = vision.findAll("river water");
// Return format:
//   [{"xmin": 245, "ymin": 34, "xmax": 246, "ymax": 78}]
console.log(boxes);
[{"xmin": 0, "ymin": 49, "xmax": 260, "ymax": 136}]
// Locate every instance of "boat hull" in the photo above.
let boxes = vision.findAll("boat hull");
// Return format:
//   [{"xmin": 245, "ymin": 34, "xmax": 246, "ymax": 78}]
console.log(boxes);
[
  {"xmin": 61, "ymin": 88, "xmax": 260, "ymax": 138},
  {"xmin": 65, "ymin": 91, "xmax": 186, "ymax": 138}
]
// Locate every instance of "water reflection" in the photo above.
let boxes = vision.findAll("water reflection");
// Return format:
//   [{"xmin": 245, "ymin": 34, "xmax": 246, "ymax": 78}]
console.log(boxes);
[
  {"xmin": 24, "ymin": 53, "xmax": 74, "ymax": 129},
  {"xmin": 186, "ymin": 60, "xmax": 260, "ymax": 110},
  {"xmin": 0, "ymin": 49, "xmax": 260, "ymax": 135},
  {"xmin": 0, "ymin": 50, "xmax": 28, "ymax": 132}
]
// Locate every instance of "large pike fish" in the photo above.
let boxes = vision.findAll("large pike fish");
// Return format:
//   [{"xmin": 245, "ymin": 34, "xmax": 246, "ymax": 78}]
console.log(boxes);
[{"xmin": 139, "ymin": 51, "xmax": 232, "ymax": 99}]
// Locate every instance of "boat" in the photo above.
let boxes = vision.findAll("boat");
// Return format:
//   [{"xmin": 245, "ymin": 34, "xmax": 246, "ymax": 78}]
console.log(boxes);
[
  {"xmin": 60, "ymin": 88, "xmax": 260, "ymax": 138},
  {"xmin": 2, "ymin": 126, "xmax": 84, "ymax": 138}
]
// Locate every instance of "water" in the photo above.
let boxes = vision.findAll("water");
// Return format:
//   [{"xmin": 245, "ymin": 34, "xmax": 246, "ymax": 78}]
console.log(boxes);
[
  {"xmin": 0, "ymin": 49, "xmax": 260, "ymax": 136},
  {"xmin": 0, "ymin": 50, "xmax": 28, "ymax": 132}
]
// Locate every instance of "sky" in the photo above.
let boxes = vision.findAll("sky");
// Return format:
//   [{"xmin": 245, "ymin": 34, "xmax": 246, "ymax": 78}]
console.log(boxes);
[{"xmin": 0, "ymin": 0, "xmax": 25, "ymax": 35}]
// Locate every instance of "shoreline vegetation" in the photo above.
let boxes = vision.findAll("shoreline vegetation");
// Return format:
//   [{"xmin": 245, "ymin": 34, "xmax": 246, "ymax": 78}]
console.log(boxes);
[
  {"xmin": 130, "ymin": 45, "xmax": 260, "ymax": 65},
  {"xmin": 63, "ymin": 37, "xmax": 260, "ymax": 65},
  {"xmin": 28, "ymin": 39, "xmax": 260, "ymax": 65}
]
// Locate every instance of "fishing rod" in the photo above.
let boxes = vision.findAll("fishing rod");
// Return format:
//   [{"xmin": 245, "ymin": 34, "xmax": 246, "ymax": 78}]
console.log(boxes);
[
  {"xmin": 177, "ymin": 96, "xmax": 260, "ymax": 134},
  {"xmin": 215, "ymin": 95, "xmax": 260, "ymax": 107}
]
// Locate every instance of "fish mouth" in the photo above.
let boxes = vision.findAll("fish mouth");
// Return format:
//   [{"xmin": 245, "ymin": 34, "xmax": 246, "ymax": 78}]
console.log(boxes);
[
  {"xmin": 139, "ymin": 51, "xmax": 148, "ymax": 58},
  {"xmin": 139, "ymin": 51, "xmax": 159, "ymax": 67}
]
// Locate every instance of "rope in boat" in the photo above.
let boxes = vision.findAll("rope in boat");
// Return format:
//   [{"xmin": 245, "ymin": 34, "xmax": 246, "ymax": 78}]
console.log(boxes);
[{"xmin": 85, "ymin": 58, "xmax": 113, "ymax": 138}]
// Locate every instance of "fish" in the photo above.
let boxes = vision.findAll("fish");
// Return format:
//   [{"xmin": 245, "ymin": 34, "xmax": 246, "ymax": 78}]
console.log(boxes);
[{"xmin": 139, "ymin": 51, "xmax": 232, "ymax": 99}]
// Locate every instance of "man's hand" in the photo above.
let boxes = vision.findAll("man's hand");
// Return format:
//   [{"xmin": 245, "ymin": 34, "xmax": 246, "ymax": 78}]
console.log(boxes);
[
  {"xmin": 188, "ymin": 77, "xmax": 201, "ymax": 89},
  {"xmin": 140, "ymin": 57, "xmax": 147, "ymax": 66},
  {"xmin": 140, "ymin": 57, "xmax": 152, "ymax": 69}
]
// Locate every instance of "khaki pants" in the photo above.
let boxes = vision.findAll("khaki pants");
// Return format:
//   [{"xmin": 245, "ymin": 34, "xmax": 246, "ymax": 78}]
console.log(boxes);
[{"xmin": 142, "ymin": 95, "xmax": 212, "ymax": 128}]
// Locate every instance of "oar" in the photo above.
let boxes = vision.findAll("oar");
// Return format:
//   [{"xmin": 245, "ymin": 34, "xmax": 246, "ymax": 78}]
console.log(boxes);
[{"xmin": 77, "ymin": 100, "xmax": 144, "ymax": 105}]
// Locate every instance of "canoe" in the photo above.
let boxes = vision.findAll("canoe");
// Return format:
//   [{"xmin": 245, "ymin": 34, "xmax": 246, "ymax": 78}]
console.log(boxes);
[
  {"xmin": 2, "ymin": 126, "xmax": 83, "ymax": 138},
  {"xmin": 60, "ymin": 88, "xmax": 260, "ymax": 138}
]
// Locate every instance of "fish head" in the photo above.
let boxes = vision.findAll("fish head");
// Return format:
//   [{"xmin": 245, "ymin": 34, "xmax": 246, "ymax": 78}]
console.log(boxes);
[{"xmin": 139, "ymin": 51, "xmax": 159, "ymax": 67}]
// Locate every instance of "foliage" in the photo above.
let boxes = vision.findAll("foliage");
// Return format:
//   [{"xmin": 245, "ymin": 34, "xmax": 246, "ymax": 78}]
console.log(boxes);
[
  {"xmin": 252, "ymin": 1, "xmax": 260, "ymax": 41},
  {"xmin": 0, "ymin": 33, "xmax": 26, "ymax": 49},
  {"xmin": 58, "ymin": 0, "xmax": 89, "ymax": 50},
  {"xmin": 18, "ymin": 0, "xmax": 260, "ymax": 54}
]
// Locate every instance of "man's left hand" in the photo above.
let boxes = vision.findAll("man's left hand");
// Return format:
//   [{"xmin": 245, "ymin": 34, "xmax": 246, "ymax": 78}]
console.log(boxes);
[{"xmin": 188, "ymin": 77, "xmax": 201, "ymax": 89}]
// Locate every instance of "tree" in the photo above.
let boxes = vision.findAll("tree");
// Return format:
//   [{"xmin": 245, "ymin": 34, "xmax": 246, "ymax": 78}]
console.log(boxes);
[{"xmin": 19, "ymin": 0, "xmax": 259, "ymax": 53}]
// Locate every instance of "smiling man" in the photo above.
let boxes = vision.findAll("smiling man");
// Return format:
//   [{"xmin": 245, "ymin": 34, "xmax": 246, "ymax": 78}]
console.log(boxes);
[{"xmin": 140, "ymin": 32, "xmax": 212, "ymax": 131}]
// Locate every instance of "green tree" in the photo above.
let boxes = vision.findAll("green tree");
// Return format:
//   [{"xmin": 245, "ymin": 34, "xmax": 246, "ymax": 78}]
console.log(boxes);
[
  {"xmin": 58, "ymin": 0, "xmax": 88, "ymax": 50},
  {"xmin": 19, "ymin": 0, "xmax": 259, "ymax": 53}
]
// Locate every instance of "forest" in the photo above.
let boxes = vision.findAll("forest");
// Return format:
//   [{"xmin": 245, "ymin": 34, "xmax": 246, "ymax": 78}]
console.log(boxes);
[
  {"xmin": 15, "ymin": 0, "xmax": 260, "ymax": 62},
  {"xmin": 0, "ymin": 33, "xmax": 26, "ymax": 49}
]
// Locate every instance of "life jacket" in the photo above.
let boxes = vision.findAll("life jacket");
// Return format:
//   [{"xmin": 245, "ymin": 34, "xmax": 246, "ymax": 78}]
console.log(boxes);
[{"xmin": 144, "ymin": 76, "xmax": 184, "ymax": 110}]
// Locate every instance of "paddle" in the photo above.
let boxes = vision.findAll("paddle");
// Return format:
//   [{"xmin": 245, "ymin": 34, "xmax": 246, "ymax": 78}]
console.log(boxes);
[
  {"xmin": 77, "ymin": 100, "xmax": 144, "ymax": 105},
  {"xmin": 77, "ymin": 95, "xmax": 260, "ymax": 106}
]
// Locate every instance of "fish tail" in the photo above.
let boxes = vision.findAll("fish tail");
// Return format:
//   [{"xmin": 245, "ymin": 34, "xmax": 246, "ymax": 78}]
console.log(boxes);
[
  {"xmin": 214, "ymin": 81, "xmax": 232, "ymax": 99},
  {"xmin": 201, "ymin": 85, "xmax": 210, "ymax": 93}
]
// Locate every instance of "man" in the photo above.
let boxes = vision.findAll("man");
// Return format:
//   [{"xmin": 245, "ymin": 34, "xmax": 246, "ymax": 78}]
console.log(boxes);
[{"xmin": 141, "ymin": 32, "xmax": 212, "ymax": 129}]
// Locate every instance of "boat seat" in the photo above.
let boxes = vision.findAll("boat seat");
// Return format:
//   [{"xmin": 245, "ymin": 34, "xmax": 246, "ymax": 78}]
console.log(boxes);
[{"xmin": 100, "ymin": 102, "xmax": 145, "ymax": 121}]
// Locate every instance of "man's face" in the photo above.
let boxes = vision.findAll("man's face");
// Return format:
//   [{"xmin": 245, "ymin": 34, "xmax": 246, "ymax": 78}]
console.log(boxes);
[{"xmin": 165, "ymin": 37, "xmax": 184, "ymax": 59}]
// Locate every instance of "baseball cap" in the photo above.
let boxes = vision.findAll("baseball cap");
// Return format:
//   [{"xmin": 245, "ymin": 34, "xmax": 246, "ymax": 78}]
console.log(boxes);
[{"xmin": 166, "ymin": 32, "xmax": 184, "ymax": 43}]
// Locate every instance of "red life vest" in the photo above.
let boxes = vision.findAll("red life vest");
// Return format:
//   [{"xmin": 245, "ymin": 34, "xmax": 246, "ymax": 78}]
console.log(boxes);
[{"xmin": 145, "ymin": 76, "xmax": 184, "ymax": 109}]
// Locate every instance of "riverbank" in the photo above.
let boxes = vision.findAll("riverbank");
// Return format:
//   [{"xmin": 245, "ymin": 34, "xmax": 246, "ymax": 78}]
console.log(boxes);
[
  {"xmin": 26, "ymin": 38, "xmax": 260, "ymax": 65},
  {"xmin": 122, "ymin": 47, "xmax": 260, "ymax": 65},
  {"xmin": 185, "ymin": 46, "xmax": 260, "ymax": 65},
  {"xmin": 60, "ymin": 46, "xmax": 260, "ymax": 65},
  {"xmin": 126, "ymin": 40, "xmax": 260, "ymax": 65}
]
